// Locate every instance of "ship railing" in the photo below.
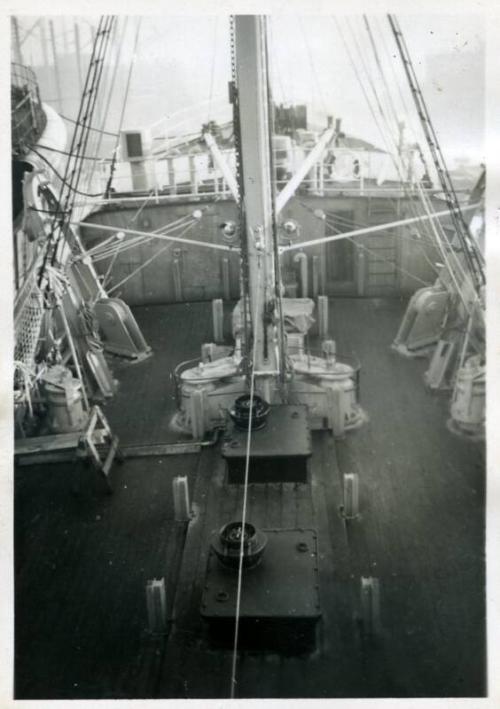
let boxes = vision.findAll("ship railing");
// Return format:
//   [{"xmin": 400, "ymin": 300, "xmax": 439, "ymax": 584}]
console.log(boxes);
[
  {"xmin": 11, "ymin": 62, "xmax": 47, "ymax": 157},
  {"xmin": 83, "ymin": 144, "xmax": 445, "ymax": 208}
]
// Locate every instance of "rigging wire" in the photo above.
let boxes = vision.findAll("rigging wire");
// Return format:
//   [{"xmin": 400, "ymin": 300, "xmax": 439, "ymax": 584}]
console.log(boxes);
[
  {"xmin": 104, "ymin": 18, "xmax": 143, "ymax": 198},
  {"xmin": 29, "ymin": 146, "xmax": 105, "ymax": 196},
  {"xmin": 356, "ymin": 20, "xmax": 466, "ymax": 278},
  {"xmin": 298, "ymin": 18, "xmax": 328, "ymax": 117},
  {"xmin": 36, "ymin": 17, "xmax": 117, "ymax": 292},
  {"xmin": 416, "ymin": 184, "xmax": 473, "ymax": 313},
  {"xmin": 387, "ymin": 14, "xmax": 484, "ymax": 289},
  {"xmin": 107, "ymin": 220, "xmax": 196, "ymax": 293},
  {"xmin": 324, "ymin": 218, "xmax": 433, "ymax": 287},
  {"xmin": 59, "ymin": 112, "xmax": 119, "ymax": 137},
  {"xmin": 33, "ymin": 143, "xmax": 110, "ymax": 162},
  {"xmin": 229, "ymin": 259, "xmax": 262, "ymax": 700},
  {"xmin": 333, "ymin": 15, "xmax": 473, "ymax": 296},
  {"xmin": 88, "ymin": 217, "xmax": 198, "ymax": 262},
  {"xmin": 84, "ymin": 17, "xmax": 131, "ymax": 197},
  {"xmin": 316, "ymin": 206, "xmax": 440, "ymax": 273}
]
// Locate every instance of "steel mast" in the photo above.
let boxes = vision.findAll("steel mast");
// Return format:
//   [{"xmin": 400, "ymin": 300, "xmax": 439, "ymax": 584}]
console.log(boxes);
[{"xmin": 233, "ymin": 15, "xmax": 281, "ymax": 396}]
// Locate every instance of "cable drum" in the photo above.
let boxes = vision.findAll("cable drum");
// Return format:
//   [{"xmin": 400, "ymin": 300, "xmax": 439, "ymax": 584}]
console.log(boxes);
[
  {"xmin": 211, "ymin": 521, "xmax": 268, "ymax": 570},
  {"xmin": 228, "ymin": 394, "xmax": 270, "ymax": 430}
]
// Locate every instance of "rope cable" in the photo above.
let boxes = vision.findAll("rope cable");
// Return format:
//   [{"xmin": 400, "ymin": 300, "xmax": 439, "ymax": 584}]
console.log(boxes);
[
  {"xmin": 107, "ymin": 221, "xmax": 196, "ymax": 293},
  {"xmin": 104, "ymin": 18, "xmax": 142, "ymax": 198},
  {"xmin": 229, "ymin": 259, "xmax": 262, "ymax": 699}
]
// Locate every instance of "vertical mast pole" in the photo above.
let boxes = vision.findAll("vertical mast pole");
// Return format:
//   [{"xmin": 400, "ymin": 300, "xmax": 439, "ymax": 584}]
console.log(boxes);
[{"xmin": 233, "ymin": 15, "xmax": 279, "ymax": 384}]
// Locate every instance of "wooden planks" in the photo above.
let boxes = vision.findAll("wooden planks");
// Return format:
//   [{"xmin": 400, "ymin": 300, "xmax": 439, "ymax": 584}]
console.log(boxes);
[{"xmin": 14, "ymin": 297, "xmax": 486, "ymax": 699}]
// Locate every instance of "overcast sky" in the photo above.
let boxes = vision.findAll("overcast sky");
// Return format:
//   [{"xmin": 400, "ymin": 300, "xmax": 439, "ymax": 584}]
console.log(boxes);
[{"xmin": 20, "ymin": 14, "xmax": 485, "ymax": 165}]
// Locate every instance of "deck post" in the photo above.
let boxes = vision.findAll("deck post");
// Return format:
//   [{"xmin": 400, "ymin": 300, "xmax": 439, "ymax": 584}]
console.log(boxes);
[
  {"xmin": 188, "ymin": 391, "xmax": 205, "ymax": 440},
  {"xmin": 327, "ymin": 387, "xmax": 345, "ymax": 438},
  {"xmin": 212, "ymin": 298, "xmax": 224, "ymax": 342},
  {"xmin": 294, "ymin": 252, "xmax": 308, "ymax": 297},
  {"xmin": 360, "ymin": 576, "xmax": 381, "ymax": 637},
  {"xmin": 172, "ymin": 255, "xmax": 182, "ymax": 301},
  {"xmin": 221, "ymin": 258, "xmax": 231, "ymax": 300},
  {"xmin": 342, "ymin": 473, "xmax": 359, "ymax": 519},
  {"xmin": 312, "ymin": 255, "xmax": 320, "ymax": 298},
  {"xmin": 173, "ymin": 475, "xmax": 191, "ymax": 521},
  {"xmin": 167, "ymin": 157, "xmax": 176, "ymax": 195},
  {"xmin": 188, "ymin": 155, "xmax": 198, "ymax": 195},
  {"xmin": 356, "ymin": 248, "xmax": 366, "ymax": 296},
  {"xmin": 317, "ymin": 295, "xmax": 329, "ymax": 337},
  {"xmin": 146, "ymin": 577, "xmax": 167, "ymax": 634}
]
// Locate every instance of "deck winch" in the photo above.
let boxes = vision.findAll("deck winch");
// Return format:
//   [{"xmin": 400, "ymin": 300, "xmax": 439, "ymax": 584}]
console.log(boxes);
[
  {"xmin": 211, "ymin": 521, "xmax": 268, "ymax": 569},
  {"xmin": 228, "ymin": 394, "xmax": 270, "ymax": 430},
  {"xmin": 41, "ymin": 364, "xmax": 87, "ymax": 433},
  {"xmin": 201, "ymin": 523, "xmax": 321, "ymax": 652}
]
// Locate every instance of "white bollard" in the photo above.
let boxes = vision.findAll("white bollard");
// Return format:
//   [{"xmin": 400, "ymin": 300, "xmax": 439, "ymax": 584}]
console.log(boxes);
[
  {"xmin": 146, "ymin": 577, "xmax": 167, "ymax": 634},
  {"xmin": 222, "ymin": 258, "xmax": 231, "ymax": 300},
  {"xmin": 360, "ymin": 576, "xmax": 381, "ymax": 637},
  {"xmin": 173, "ymin": 475, "xmax": 191, "ymax": 521},
  {"xmin": 342, "ymin": 473, "xmax": 359, "ymax": 519},
  {"xmin": 312, "ymin": 255, "xmax": 320, "ymax": 298},
  {"xmin": 326, "ymin": 387, "xmax": 344, "ymax": 438},
  {"xmin": 189, "ymin": 389, "xmax": 205, "ymax": 440},
  {"xmin": 212, "ymin": 298, "xmax": 224, "ymax": 342},
  {"xmin": 294, "ymin": 252, "xmax": 308, "ymax": 297},
  {"xmin": 318, "ymin": 295, "xmax": 329, "ymax": 338}
]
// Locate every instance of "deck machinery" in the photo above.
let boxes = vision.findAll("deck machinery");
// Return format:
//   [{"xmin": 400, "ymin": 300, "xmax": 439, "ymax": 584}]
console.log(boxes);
[{"xmin": 175, "ymin": 16, "xmax": 364, "ymax": 652}]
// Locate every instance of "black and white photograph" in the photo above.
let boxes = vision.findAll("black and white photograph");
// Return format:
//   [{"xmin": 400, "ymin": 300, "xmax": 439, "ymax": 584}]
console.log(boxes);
[{"xmin": 4, "ymin": 1, "xmax": 500, "ymax": 705}]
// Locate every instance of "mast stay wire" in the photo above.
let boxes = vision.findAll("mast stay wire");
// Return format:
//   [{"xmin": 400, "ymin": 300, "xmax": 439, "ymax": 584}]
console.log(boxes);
[
  {"xmin": 297, "ymin": 198, "xmax": 441, "ymax": 267},
  {"xmin": 355, "ymin": 17, "xmax": 456, "ymax": 261},
  {"xmin": 324, "ymin": 217, "xmax": 433, "ymax": 287},
  {"xmin": 387, "ymin": 14, "xmax": 484, "ymax": 289},
  {"xmin": 298, "ymin": 17, "xmax": 328, "ymax": 117},
  {"xmin": 416, "ymin": 184, "xmax": 475, "ymax": 315},
  {"xmin": 83, "ymin": 17, "xmax": 130, "ymax": 202},
  {"xmin": 104, "ymin": 18, "xmax": 143, "ymax": 198},
  {"xmin": 329, "ymin": 17, "xmax": 443, "ymax": 263},
  {"xmin": 98, "ymin": 216, "xmax": 194, "ymax": 289},
  {"xmin": 331, "ymin": 18, "xmax": 437, "ymax": 236},
  {"xmin": 335, "ymin": 17, "xmax": 469, "ymax": 295},
  {"xmin": 318, "ymin": 207, "xmax": 440, "ymax": 274},
  {"xmin": 88, "ymin": 215, "xmax": 201, "ymax": 263},
  {"xmin": 229, "ymin": 260, "xmax": 263, "ymax": 700},
  {"xmin": 373, "ymin": 16, "xmax": 432, "ymax": 174},
  {"xmin": 106, "ymin": 220, "xmax": 197, "ymax": 294},
  {"xmin": 82, "ymin": 213, "xmax": 196, "ymax": 260},
  {"xmin": 37, "ymin": 16, "xmax": 116, "ymax": 287},
  {"xmin": 360, "ymin": 18, "xmax": 473, "ymax": 291}
]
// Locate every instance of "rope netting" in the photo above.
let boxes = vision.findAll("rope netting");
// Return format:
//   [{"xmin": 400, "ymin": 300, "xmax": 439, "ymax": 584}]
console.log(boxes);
[{"xmin": 14, "ymin": 272, "xmax": 45, "ymax": 382}]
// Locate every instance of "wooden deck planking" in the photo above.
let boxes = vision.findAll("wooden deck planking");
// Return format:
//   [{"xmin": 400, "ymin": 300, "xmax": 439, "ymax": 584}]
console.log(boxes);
[
  {"xmin": 14, "ymin": 297, "xmax": 486, "ymax": 699},
  {"xmin": 103, "ymin": 302, "xmax": 215, "ymax": 446},
  {"xmin": 326, "ymin": 297, "xmax": 485, "ymax": 696}
]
